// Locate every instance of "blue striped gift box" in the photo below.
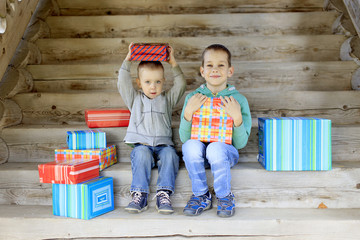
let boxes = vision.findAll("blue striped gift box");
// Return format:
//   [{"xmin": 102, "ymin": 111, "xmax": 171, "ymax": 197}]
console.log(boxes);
[
  {"xmin": 258, "ymin": 117, "xmax": 331, "ymax": 171},
  {"xmin": 52, "ymin": 177, "xmax": 114, "ymax": 220},
  {"xmin": 67, "ymin": 130, "xmax": 106, "ymax": 150}
]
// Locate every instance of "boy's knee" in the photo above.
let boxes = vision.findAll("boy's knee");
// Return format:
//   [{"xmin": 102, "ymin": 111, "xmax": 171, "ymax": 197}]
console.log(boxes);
[
  {"xmin": 131, "ymin": 145, "xmax": 153, "ymax": 162},
  {"xmin": 159, "ymin": 146, "xmax": 179, "ymax": 162},
  {"xmin": 182, "ymin": 139, "xmax": 204, "ymax": 158},
  {"xmin": 206, "ymin": 142, "xmax": 227, "ymax": 162}
]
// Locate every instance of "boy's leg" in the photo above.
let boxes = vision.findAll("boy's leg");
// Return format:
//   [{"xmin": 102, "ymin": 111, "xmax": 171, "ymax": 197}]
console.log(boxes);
[
  {"xmin": 155, "ymin": 145, "xmax": 179, "ymax": 193},
  {"xmin": 182, "ymin": 139, "xmax": 212, "ymax": 216},
  {"xmin": 182, "ymin": 139, "xmax": 208, "ymax": 195},
  {"xmin": 125, "ymin": 144, "xmax": 154, "ymax": 213},
  {"xmin": 206, "ymin": 142, "xmax": 239, "ymax": 198},
  {"xmin": 206, "ymin": 142, "xmax": 239, "ymax": 217},
  {"xmin": 154, "ymin": 145, "xmax": 179, "ymax": 214}
]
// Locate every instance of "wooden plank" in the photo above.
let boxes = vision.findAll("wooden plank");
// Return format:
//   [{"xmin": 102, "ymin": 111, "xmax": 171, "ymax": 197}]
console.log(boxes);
[
  {"xmin": 11, "ymin": 90, "xmax": 360, "ymax": 124},
  {"xmin": 1, "ymin": 162, "xmax": 360, "ymax": 208},
  {"xmin": 35, "ymin": 35, "xmax": 346, "ymax": 64},
  {"xmin": 1, "ymin": 206, "xmax": 360, "ymax": 240},
  {"xmin": 45, "ymin": 12, "xmax": 338, "ymax": 38},
  {"xmin": 3, "ymin": 124, "xmax": 360, "ymax": 162},
  {"xmin": 28, "ymin": 61, "xmax": 356, "ymax": 92},
  {"xmin": 56, "ymin": 0, "xmax": 324, "ymax": 15}
]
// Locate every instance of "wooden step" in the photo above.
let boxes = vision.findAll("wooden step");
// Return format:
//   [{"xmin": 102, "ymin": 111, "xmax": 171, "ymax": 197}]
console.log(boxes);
[
  {"xmin": 56, "ymin": 0, "xmax": 325, "ymax": 15},
  {"xmin": 27, "ymin": 61, "xmax": 357, "ymax": 92},
  {"xmin": 2, "ymin": 124, "xmax": 360, "ymax": 163},
  {"xmin": 2, "ymin": 205, "xmax": 359, "ymax": 240},
  {"xmin": 12, "ymin": 91, "xmax": 360, "ymax": 125},
  {"xmin": 35, "ymin": 35, "xmax": 346, "ymax": 64},
  {"xmin": 45, "ymin": 12, "xmax": 338, "ymax": 38},
  {"xmin": 1, "ymin": 161, "xmax": 360, "ymax": 208}
]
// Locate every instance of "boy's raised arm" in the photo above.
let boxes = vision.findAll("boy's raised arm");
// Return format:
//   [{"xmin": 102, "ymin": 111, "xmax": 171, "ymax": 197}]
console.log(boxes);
[
  {"xmin": 166, "ymin": 46, "xmax": 186, "ymax": 108},
  {"xmin": 117, "ymin": 43, "xmax": 138, "ymax": 109}
]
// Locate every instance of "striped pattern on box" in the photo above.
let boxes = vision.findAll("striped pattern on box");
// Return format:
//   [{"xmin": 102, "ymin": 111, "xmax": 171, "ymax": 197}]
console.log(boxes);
[
  {"xmin": 38, "ymin": 159, "xmax": 99, "ymax": 184},
  {"xmin": 130, "ymin": 44, "xmax": 168, "ymax": 61},
  {"xmin": 52, "ymin": 177, "xmax": 114, "ymax": 220},
  {"xmin": 85, "ymin": 109, "xmax": 130, "ymax": 128},
  {"xmin": 55, "ymin": 145, "xmax": 117, "ymax": 171},
  {"xmin": 67, "ymin": 130, "xmax": 106, "ymax": 150},
  {"xmin": 191, "ymin": 97, "xmax": 233, "ymax": 145},
  {"xmin": 258, "ymin": 117, "xmax": 332, "ymax": 171}
]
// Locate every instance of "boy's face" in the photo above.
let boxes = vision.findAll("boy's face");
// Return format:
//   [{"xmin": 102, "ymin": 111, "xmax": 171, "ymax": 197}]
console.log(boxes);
[
  {"xmin": 136, "ymin": 68, "xmax": 165, "ymax": 99},
  {"xmin": 200, "ymin": 50, "xmax": 234, "ymax": 93}
]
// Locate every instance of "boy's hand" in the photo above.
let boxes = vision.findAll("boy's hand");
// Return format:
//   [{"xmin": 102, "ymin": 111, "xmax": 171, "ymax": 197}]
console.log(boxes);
[
  {"xmin": 125, "ymin": 42, "xmax": 134, "ymax": 61},
  {"xmin": 184, "ymin": 93, "xmax": 207, "ymax": 121},
  {"xmin": 219, "ymin": 96, "xmax": 243, "ymax": 127},
  {"xmin": 167, "ymin": 45, "xmax": 178, "ymax": 68}
]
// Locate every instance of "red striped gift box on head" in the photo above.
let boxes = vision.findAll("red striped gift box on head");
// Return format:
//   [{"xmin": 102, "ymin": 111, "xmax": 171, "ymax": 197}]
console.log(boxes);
[
  {"xmin": 38, "ymin": 158, "xmax": 99, "ymax": 184},
  {"xmin": 85, "ymin": 109, "xmax": 130, "ymax": 128},
  {"xmin": 130, "ymin": 43, "xmax": 168, "ymax": 61}
]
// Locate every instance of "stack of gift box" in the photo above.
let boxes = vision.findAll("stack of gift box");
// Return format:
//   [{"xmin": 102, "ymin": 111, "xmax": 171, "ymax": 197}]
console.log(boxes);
[{"xmin": 38, "ymin": 129, "xmax": 117, "ymax": 220}]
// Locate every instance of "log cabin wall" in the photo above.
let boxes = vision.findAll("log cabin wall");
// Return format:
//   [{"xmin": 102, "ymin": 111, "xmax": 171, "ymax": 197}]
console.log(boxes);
[{"xmin": 2, "ymin": 1, "xmax": 360, "ymax": 238}]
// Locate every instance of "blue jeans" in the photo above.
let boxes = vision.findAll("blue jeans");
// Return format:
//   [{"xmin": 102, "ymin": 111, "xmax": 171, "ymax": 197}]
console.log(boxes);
[
  {"xmin": 182, "ymin": 140, "xmax": 239, "ymax": 198},
  {"xmin": 130, "ymin": 144, "xmax": 179, "ymax": 194}
]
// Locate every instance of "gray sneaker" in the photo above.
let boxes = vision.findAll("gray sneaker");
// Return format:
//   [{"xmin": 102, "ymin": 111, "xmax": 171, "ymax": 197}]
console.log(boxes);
[
  {"xmin": 155, "ymin": 190, "xmax": 174, "ymax": 214},
  {"xmin": 125, "ymin": 191, "xmax": 148, "ymax": 213}
]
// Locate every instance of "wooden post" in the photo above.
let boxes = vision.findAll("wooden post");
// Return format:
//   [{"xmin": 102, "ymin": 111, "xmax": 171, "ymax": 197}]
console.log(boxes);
[{"xmin": 343, "ymin": 0, "xmax": 360, "ymax": 37}]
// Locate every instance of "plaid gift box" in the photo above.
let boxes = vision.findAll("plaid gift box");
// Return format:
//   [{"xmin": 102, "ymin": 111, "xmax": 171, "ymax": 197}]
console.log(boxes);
[
  {"xmin": 130, "ymin": 43, "xmax": 168, "ymax": 61},
  {"xmin": 67, "ymin": 130, "xmax": 106, "ymax": 150},
  {"xmin": 85, "ymin": 109, "xmax": 130, "ymax": 128},
  {"xmin": 258, "ymin": 117, "xmax": 332, "ymax": 171},
  {"xmin": 38, "ymin": 159, "xmax": 99, "ymax": 184},
  {"xmin": 55, "ymin": 145, "xmax": 117, "ymax": 171},
  {"xmin": 191, "ymin": 97, "xmax": 233, "ymax": 144},
  {"xmin": 52, "ymin": 177, "xmax": 114, "ymax": 220}
]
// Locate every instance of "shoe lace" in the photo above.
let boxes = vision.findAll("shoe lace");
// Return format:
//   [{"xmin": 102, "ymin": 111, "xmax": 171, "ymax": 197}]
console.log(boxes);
[
  {"xmin": 131, "ymin": 191, "xmax": 143, "ymax": 204},
  {"xmin": 153, "ymin": 191, "xmax": 171, "ymax": 205}
]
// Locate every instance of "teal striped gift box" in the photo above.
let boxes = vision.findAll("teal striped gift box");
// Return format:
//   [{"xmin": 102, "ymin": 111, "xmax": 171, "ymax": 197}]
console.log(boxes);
[
  {"xmin": 52, "ymin": 177, "xmax": 114, "ymax": 220},
  {"xmin": 67, "ymin": 130, "xmax": 106, "ymax": 150},
  {"xmin": 258, "ymin": 117, "xmax": 331, "ymax": 171}
]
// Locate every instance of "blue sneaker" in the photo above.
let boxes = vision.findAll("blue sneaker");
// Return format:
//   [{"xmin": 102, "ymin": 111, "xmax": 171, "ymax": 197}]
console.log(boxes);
[
  {"xmin": 217, "ymin": 193, "xmax": 235, "ymax": 217},
  {"xmin": 125, "ymin": 191, "xmax": 148, "ymax": 213},
  {"xmin": 155, "ymin": 190, "xmax": 174, "ymax": 215},
  {"xmin": 183, "ymin": 192, "xmax": 212, "ymax": 216}
]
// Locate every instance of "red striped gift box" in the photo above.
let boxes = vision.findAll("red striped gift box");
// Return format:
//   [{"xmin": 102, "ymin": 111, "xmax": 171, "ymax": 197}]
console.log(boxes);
[
  {"xmin": 130, "ymin": 43, "xmax": 168, "ymax": 61},
  {"xmin": 38, "ymin": 159, "xmax": 99, "ymax": 184},
  {"xmin": 85, "ymin": 109, "xmax": 130, "ymax": 128}
]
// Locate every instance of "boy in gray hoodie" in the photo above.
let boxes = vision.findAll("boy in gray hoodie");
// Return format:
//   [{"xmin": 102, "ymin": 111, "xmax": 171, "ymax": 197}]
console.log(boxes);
[
  {"xmin": 118, "ymin": 43, "xmax": 186, "ymax": 214},
  {"xmin": 179, "ymin": 44, "xmax": 251, "ymax": 218}
]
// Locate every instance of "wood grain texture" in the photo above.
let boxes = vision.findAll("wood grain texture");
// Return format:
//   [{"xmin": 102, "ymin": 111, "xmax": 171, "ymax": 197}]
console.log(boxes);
[
  {"xmin": 56, "ymin": 0, "xmax": 325, "ymax": 15},
  {"xmin": 45, "ymin": 12, "xmax": 338, "ymax": 38},
  {"xmin": 28, "ymin": 61, "xmax": 356, "ymax": 92},
  {"xmin": 35, "ymin": 35, "xmax": 346, "ymax": 64}
]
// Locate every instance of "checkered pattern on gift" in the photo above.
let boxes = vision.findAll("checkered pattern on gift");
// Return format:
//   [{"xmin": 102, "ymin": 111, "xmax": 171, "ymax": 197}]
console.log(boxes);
[{"xmin": 191, "ymin": 98, "xmax": 233, "ymax": 144}]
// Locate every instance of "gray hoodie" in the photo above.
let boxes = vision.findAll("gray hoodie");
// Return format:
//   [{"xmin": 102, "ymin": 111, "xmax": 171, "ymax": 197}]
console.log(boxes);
[{"xmin": 117, "ymin": 60, "xmax": 186, "ymax": 146}]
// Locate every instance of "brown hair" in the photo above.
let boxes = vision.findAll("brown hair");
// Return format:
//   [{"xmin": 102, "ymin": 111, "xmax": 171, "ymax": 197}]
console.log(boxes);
[
  {"xmin": 201, "ymin": 44, "xmax": 232, "ymax": 67},
  {"xmin": 137, "ymin": 61, "xmax": 164, "ymax": 78}
]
